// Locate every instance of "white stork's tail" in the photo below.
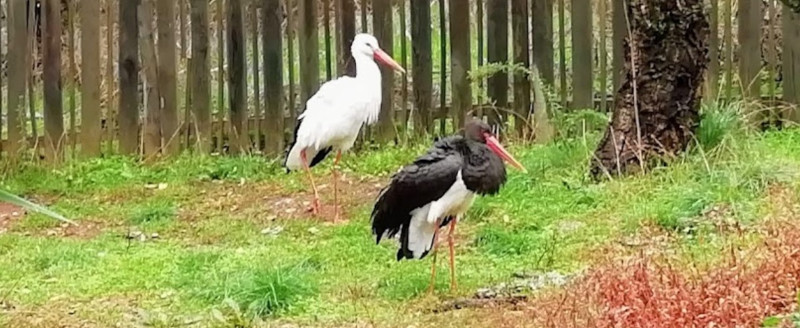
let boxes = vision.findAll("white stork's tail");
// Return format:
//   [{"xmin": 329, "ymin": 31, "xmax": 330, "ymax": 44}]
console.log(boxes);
[{"xmin": 284, "ymin": 117, "xmax": 333, "ymax": 172}]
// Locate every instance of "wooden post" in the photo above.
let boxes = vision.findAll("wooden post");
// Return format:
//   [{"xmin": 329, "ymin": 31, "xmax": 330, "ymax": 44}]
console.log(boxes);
[
  {"xmin": 228, "ymin": 0, "xmax": 248, "ymax": 154},
  {"xmin": 216, "ymin": 0, "xmax": 225, "ymax": 151},
  {"xmin": 105, "ymin": 0, "xmax": 116, "ymax": 154},
  {"xmin": 140, "ymin": 0, "xmax": 161, "ymax": 157},
  {"xmin": 158, "ymin": 0, "xmax": 179, "ymax": 154},
  {"xmin": 477, "ymin": 0, "xmax": 484, "ymax": 117},
  {"xmin": 7, "ymin": 0, "xmax": 27, "ymax": 154},
  {"xmin": 438, "ymin": 0, "xmax": 446, "ymax": 134},
  {"xmin": 323, "ymin": 0, "xmax": 332, "ymax": 80},
  {"xmin": 264, "ymin": 0, "xmax": 284, "ymax": 155},
  {"xmin": 67, "ymin": 1, "xmax": 77, "ymax": 156},
  {"xmin": 597, "ymin": 0, "xmax": 607, "ymax": 112},
  {"xmin": 373, "ymin": 0, "xmax": 395, "ymax": 142},
  {"xmin": 531, "ymin": 0, "xmax": 553, "ymax": 85},
  {"xmin": 611, "ymin": 0, "xmax": 624, "ymax": 95},
  {"xmin": 335, "ymin": 0, "xmax": 356, "ymax": 76},
  {"xmin": 784, "ymin": 4, "xmax": 800, "ymax": 121},
  {"xmin": 738, "ymin": 0, "xmax": 762, "ymax": 100},
  {"xmin": 449, "ymin": 0, "xmax": 471, "ymax": 131},
  {"xmin": 298, "ymin": 0, "xmax": 320, "ymax": 105},
  {"xmin": 512, "ymin": 0, "xmax": 530, "ymax": 136},
  {"xmin": 190, "ymin": 0, "xmax": 211, "ymax": 152},
  {"xmin": 487, "ymin": 0, "xmax": 508, "ymax": 126},
  {"xmin": 180, "ymin": 0, "xmax": 187, "ymax": 59},
  {"xmin": 119, "ymin": 0, "xmax": 141, "ymax": 155},
  {"xmin": 723, "ymin": 0, "xmax": 732, "ymax": 101},
  {"xmin": 706, "ymin": 0, "xmax": 719, "ymax": 101},
  {"xmin": 399, "ymin": 0, "xmax": 409, "ymax": 137},
  {"xmin": 558, "ymin": 0, "xmax": 566, "ymax": 109},
  {"xmin": 43, "ymin": 0, "xmax": 64, "ymax": 161},
  {"xmin": 411, "ymin": 0, "xmax": 433, "ymax": 136},
  {"xmin": 571, "ymin": 0, "xmax": 592, "ymax": 109},
  {"xmin": 251, "ymin": 3, "xmax": 262, "ymax": 150},
  {"xmin": 81, "ymin": 0, "xmax": 102, "ymax": 156},
  {"xmin": 286, "ymin": 0, "xmax": 297, "ymax": 122}
]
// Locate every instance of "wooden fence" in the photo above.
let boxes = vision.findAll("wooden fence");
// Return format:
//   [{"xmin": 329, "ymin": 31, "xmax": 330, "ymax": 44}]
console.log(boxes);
[{"xmin": 1, "ymin": 0, "xmax": 800, "ymax": 161}]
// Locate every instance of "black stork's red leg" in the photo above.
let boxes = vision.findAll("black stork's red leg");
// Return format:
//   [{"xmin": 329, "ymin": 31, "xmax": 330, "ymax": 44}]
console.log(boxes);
[
  {"xmin": 447, "ymin": 217, "xmax": 458, "ymax": 291},
  {"xmin": 300, "ymin": 149, "xmax": 321, "ymax": 215},
  {"xmin": 332, "ymin": 150, "xmax": 342, "ymax": 222},
  {"xmin": 427, "ymin": 223, "xmax": 442, "ymax": 294}
]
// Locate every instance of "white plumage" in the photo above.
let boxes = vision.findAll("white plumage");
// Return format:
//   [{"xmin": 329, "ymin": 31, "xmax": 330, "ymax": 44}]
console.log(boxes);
[
  {"xmin": 285, "ymin": 34, "xmax": 387, "ymax": 171},
  {"xmin": 406, "ymin": 171, "xmax": 475, "ymax": 259}
]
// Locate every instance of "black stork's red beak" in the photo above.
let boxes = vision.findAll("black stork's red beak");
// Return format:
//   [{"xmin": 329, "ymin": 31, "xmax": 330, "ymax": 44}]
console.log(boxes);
[
  {"xmin": 483, "ymin": 133, "xmax": 527, "ymax": 173},
  {"xmin": 373, "ymin": 48, "xmax": 406, "ymax": 74}
]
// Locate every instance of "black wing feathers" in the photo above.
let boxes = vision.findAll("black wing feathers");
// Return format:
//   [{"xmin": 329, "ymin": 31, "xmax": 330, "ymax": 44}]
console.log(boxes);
[{"xmin": 371, "ymin": 137, "xmax": 464, "ymax": 244}]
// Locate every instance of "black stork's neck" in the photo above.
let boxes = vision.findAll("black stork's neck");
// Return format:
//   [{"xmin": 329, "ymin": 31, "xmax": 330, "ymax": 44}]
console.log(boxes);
[{"xmin": 457, "ymin": 137, "xmax": 508, "ymax": 196}]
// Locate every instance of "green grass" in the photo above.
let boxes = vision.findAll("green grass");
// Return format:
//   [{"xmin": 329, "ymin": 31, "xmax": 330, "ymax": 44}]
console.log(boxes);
[{"xmin": 2, "ymin": 103, "xmax": 800, "ymax": 326}]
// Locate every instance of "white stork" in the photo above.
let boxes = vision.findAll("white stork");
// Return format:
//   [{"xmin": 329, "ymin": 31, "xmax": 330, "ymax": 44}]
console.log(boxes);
[
  {"xmin": 371, "ymin": 119, "xmax": 527, "ymax": 292},
  {"xmin": 284, "ymin": 33, "xmax": 405, "ymax": 221}
]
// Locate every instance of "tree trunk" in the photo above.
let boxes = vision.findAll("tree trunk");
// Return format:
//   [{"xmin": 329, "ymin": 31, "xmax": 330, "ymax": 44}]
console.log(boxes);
[{"xmin": 590, "ymin": 0, "xmax": 709, "ymax": 178}]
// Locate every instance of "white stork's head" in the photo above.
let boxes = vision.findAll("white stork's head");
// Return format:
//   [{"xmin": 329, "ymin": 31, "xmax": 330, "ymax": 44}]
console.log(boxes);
[{"xmin": 351, "ymin": 33, "xmax": 406, "ymax": 74}]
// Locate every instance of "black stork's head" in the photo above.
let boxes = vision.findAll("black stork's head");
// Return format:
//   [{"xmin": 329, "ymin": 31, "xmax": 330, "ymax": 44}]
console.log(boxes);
[{"xmin": 464, "ymin": 119, "xmax": 527, "ymax": 173}]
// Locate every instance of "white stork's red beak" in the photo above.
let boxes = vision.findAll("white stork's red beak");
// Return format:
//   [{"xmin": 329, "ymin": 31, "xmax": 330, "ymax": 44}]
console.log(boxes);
[
  {"xmin": 373, "ymin": 48, "xmax": 406, "ymax": 74},
  {"xmin": 484, "ymin": 133, "xmax": 527, "ymax": 173}
]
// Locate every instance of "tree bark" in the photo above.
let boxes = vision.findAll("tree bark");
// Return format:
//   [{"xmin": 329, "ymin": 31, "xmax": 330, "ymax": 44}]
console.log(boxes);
[{"xmin": 590, "ymin": 0, "xmax": 709, "ymax": 178}]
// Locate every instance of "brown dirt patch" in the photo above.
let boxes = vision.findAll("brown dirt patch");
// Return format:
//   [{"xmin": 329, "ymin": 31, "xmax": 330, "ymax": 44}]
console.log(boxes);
[
  {"xmin": 1, "ymin": 295, "xmax": 138, "ymax": 328},
  {"xmin": 0, "ymin": 202, "xmax": 24, "ymax": 234},
  {"xmin": 36, "ymin": 220, "xmax": 106, "ymax": 239}
]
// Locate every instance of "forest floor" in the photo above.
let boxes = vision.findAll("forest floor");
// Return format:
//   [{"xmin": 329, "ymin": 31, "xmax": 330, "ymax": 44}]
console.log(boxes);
[{"xmin": 3, "ymin": 107, "xmax": 800, "ymax": 327}]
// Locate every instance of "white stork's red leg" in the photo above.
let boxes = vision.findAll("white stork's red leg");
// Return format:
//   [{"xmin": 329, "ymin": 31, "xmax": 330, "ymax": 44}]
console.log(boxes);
[
  {"xmin": 300, "ymin": 149, "xmax": 321, "ymax": 215},
  {"xmin": 448, "ymin": 217, "xmax": 458, "ymax": 291},
  {"xmin": 332, "ymin": 150, "xmax": 342, "ymax": 222},
  {"xmin": 427, "ymin": 223, "xmax": 441, "ymax": 294}
]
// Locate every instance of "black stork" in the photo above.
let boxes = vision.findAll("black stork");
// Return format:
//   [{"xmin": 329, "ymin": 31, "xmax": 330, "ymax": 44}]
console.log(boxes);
[{"xmin": 371, "ymin": 119, "xmax": 526, "ymax": 292}]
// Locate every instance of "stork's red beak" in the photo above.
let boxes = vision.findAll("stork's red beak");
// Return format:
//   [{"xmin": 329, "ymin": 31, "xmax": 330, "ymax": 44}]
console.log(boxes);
[
  {"xmin": 484, "ymin": 133, "xmax": 527, "ymax": 173},
  {"xmin": 373, "ymin": 48, "xmax": 406, "ymax": 74}
]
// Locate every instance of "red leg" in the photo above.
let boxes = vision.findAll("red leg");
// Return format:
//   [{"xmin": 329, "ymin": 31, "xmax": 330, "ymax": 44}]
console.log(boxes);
[
  {"xmin": 448, "ymin": 218, "xmax": 458, "ymax": 291},
  {"xmin": 300, "ymin": 149, "xmax": 321, "ymax": 215},
  {"xmin": 332, "ymin": 150, "xmax": 342, "ymax": 222},
  {"xmin": 427, "ymin": 223, "xmax": 441, "ymax": 294}
]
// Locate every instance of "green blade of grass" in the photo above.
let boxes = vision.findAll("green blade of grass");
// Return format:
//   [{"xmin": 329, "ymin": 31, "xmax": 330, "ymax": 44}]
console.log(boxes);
[{"xmin": 0, "ymin": 189, "xmax": 77, "ymax": 226}]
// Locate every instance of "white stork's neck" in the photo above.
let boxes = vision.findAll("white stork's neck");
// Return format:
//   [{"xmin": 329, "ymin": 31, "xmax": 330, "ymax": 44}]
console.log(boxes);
[{"xmin": 353, "ymin": 53, "xmax": 382, "ymax": 85}]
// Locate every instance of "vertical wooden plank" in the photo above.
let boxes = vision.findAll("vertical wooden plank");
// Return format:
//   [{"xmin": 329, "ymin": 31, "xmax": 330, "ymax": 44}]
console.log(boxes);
[
  {"xmin": 597, "ymin": 0, "xmax": 607, "ymax": 112},
  {"xmin": 399, "ymin": 0, "xmax": 409, "ymax": 136},
  {"xmin": 228, "ymin": 0, "xmax": 247, "ymax": 154},
  {"xmin": 298, "ymin": 0, "xmax": 320, "ymax": 105},
  {"xmin": 43, "ymin": 0, "xmax": 64, "ymax": 161},
  {"xmin": 190, "ymin": 0, "xmax": 211, "ymax": 152},
  {"xmin": 449, "ymin": 0, "xmax": 471, "ymax": 131},
  {"xmin": 571, "ymin": 0, "xmax": 592, "ymax": 109},
  {"xmin": 286, "ymin": 0, "xmax": 297, "ymax": 121},
  {"xmin": 0, "ymin": 0, "xmax": 4, "ymax": 156},
  {"xmin": 531, "ymin": 0, "xmax": 553, "ymax": 85},
  {"xmin": 738, "ymin": 0, "xmax": 762, "ymax": 100},
  {"xmin": 706, "ymin": 0, "xmax": 719, "ymax": 101},
  {"xmin": 767, "ymin": 0, "xmax": 777, "ymax": 102},
  {"xmin": 611, "ymin": 0, "xmax": 624, "ymax": 94},
  {"xmin": 7, "ymin": 0, "xmax": 25, "ymax": 154},
  {"xmin": 784, "ymin": 4, "xmax": 800, "ymax": 121},
  {"xmin": 105, "ymin": 0, "xmax": 116, "ymax": 153},
  {"xmin": 557, "ymin": 0, "xmax": 566, "ymax": 109},
  {"xmin": 477, "ymin": 0, "xmax": 484, "ymax": 117},
  {"xmin": 487, "ymin": 0, "xmax": 508, "ymax": 126},
  {"xmin": 723, "ymin": 0, "xmax": 732, "ymax": 101},
  {"xmin": 81, "ymin": 0, "xmax": 102, "ymax": 156},
  {"xmin": 119, "ymin": 0, "xmax": 140, "ymax": 155},
  {"xmin": 411, "ymin": 0, "xmax": 432, "ymax": 136},
  {"xmin": 139, "ymin": 0, "xmax": 161, "ymax": 157},
  {"xmin": 26, "ymin": 0, "xmax": 36, "ymax": 147},
  {"xmin": 438, "ymin": 0, "xmax": 446, "ymax": 134},
  {"xmin": 323, "ymin": 0, "xmax": 332, "ymax": 80},
  {"xmin": 360, "ymin": 0, "xmax": 367, "ymax": 32},
  {"xmin": 511, "ymin": 0, "xmax": 530, "ymax": 136},
  {"xmin": 217, "ymin": 0, "xmax": 225, "ymax": 151},
  {"xmin": 251, "ymin": 4, "xmax": 262, "ymax": 150},
  {"xmin": 180, "ymin": 0, "xmax": 187, "ymax": 59},
  {"xmin": 263, "ymin": 0, "xmax": 284, "ymax": 155},
  {"xmin": 158, "ymin": 0, "xmax": 179, "ymax": 153},
  {"xmin": 335, "ymin": 0, "xmax": 356, "ymax": 76},
  {"xmin": 373, "ymin": 0, "xmax": 395, "ymax": 142},
  {"xmin": 67, "ymin": 1, "xmax": 77, "ymax": 156}
]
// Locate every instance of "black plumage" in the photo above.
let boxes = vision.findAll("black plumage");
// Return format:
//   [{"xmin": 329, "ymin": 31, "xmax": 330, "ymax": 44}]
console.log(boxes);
[
  {"xmin": 284, "ymin": 117, "xmax": 333, "ymax": 172},
  {"xmin": 371, "ymin": 122, "xmax": 508, "ymax": 260}
]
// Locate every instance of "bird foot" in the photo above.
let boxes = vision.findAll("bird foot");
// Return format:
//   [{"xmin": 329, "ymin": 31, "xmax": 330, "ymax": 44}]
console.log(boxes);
[{"xmin": 306, "ymin": 198, "xmax": 321, "ymax": 215}]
